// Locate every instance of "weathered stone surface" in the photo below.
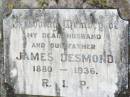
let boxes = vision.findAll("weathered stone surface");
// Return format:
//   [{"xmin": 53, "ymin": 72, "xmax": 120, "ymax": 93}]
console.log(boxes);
[
  {"xmin": 0, "ymin": 0, "xmax": 2, "ymax": 40},
  {"xmin": 0, "ymin": 0, "xmax": 130, "ymax": 97},
  {"xmin": 3, "ymin": 9, "xmax": 129, "ymax": 97}
]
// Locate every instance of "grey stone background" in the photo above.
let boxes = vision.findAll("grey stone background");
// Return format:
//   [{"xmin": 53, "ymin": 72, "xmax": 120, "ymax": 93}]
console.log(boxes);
[{"xmin": 0, "ymin": 0, "xmax": 130, "ymax": 97}]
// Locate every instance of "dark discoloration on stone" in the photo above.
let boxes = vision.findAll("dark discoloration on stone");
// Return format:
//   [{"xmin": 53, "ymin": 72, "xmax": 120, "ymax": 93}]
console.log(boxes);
[
  {"xmin": 5, "ymin": 37, "xmax": 11, "ymax": 83},
  {"xmin": 55, "ymin": 0, "xmax": 59, "ymax": 4},
  {"xmin": 55, "ymin": 83, "xmax": 60, "ymax": 96},
  {"xmin": 22, "ymin": 29, "xmax": 27, "ymax": 94},
  {"xmin": 103, "ymin": 13, "xmax": 113, "ymax": 65},
  {"xmin": 22, "ymin": 29, "xmax": 27, "ymax": 53},
  {"xmin": 3, "ymin": 19, "xmax": 12, "ymax": 85},
  {"xmin": 57, "ymin": 23, "xmax": 67, "ymax": 53},
  {"xmin": 3, "ymin": 16, "xmax": 19, "ymax": 97},
  {"xmin": 115, "ymin": 25, "xmax": 129, "ymax": 97},
  {"xmin": 3, "ymin": 82, "xmax": 15, "ymax": 97},
  {"xmin": 90, "ymin": 12, "xmax": 96, "ymax": 24},
  {"xmin": 56, "ymin": 13, "xmax": 67, "ymax": 53}
]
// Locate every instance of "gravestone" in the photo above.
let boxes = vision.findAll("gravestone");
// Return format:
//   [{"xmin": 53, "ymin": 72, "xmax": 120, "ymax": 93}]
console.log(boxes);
[{"xmin": 3, "ymin": 9, "xmax": 129, "ymax": 97}]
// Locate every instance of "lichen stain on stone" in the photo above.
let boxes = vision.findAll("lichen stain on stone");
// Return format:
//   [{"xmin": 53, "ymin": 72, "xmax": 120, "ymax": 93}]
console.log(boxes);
[
  {"xmin": 3, "ymin": 82, "xmax": 15, "ymax": 97},
  {"xmin": 114, "ymin": 21, "xmax": 128, "ymax": 97},
  {"xmin": 37, "ymin": 0, "xmax": 48, "ymax": 8},
  {"xmin": 5, "ymin": 24, "xmax": 12, "ymax": 84},
  {"xmin": 88, "ymin": 0, "xmax": 107, "ymax": 8},
  {"xmin": 3, "ymin": 19, "xmax": 14, "ymax": 97}
]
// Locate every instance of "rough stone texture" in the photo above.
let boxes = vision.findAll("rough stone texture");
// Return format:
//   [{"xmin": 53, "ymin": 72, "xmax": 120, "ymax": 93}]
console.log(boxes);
[
  {"xmin": 0, "ymin": 0, "xmax": 130, "ymax": 97},
  {"xmin": 0, "ymin": 0, "xmax": 2, "ymax": 40},
  {"xmin": 2, "ymin": 0, "xmax": 130, "ymax": 19},
  {"xmin": 3, "ymin": 9, "xmax": 128, "ymax": 97}
]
